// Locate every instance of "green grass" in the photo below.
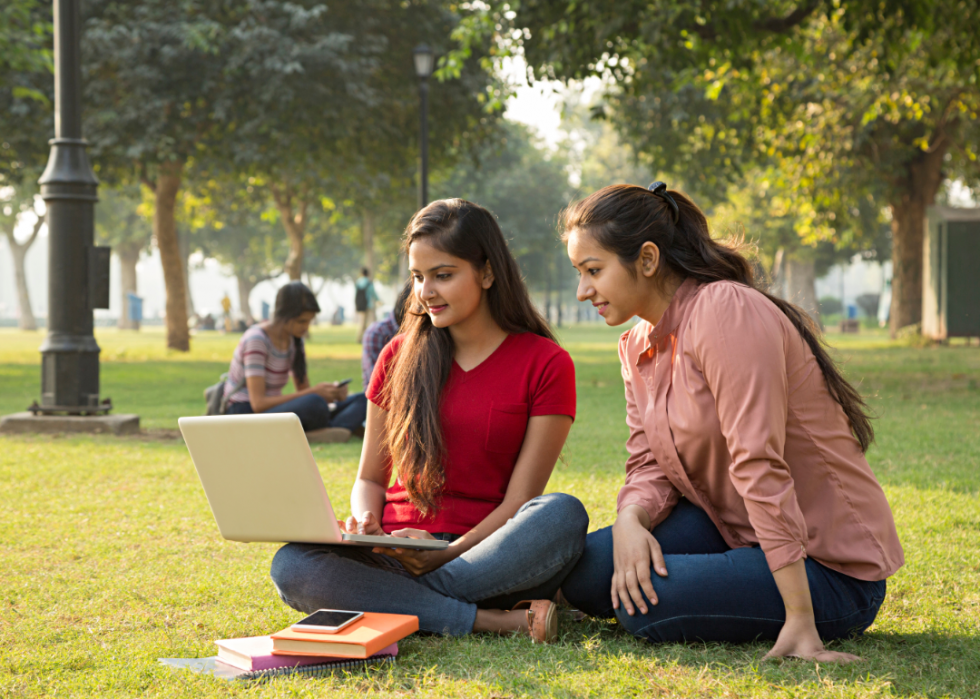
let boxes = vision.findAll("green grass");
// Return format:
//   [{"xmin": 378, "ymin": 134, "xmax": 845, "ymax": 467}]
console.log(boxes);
[{"xmin": 1, "ymin": 325, "xmax": 979, "ymax": 697}]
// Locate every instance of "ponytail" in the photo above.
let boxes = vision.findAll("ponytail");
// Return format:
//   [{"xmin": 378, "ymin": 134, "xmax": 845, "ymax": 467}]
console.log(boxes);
[
  {"xmin": 292, "ymin": 337, "xmax": 308, "ymax": 387},
  {"xmin": 562, "ymin": 184, "xmax": 874, "ymax": 452}
]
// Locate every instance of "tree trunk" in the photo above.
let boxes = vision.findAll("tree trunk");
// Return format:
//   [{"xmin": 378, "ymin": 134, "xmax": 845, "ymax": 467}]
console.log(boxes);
[
  {"xmin": 545, "ymin": 276, "xmax": 553, "ymax": 324},
  {"xmin": 10, "ymin": 237, "xmax": 38, "ymax": 331},
  {"xmin": 770, "ymin": 247, "xmax": 786, "ymax": 297},
  {"xmin": 117, "ymin": 243, "xmax": 140, "ymax": 330},
  {"xmin": 154, "ymin": 162, "xmax": 190, "ymax": 351},
  {"xmin": 271, "ymin": 183, "xmax": 309, "ymax": 281},
  {"xmin": 2, "ymin": 214, "xmax": 43, "ymax": 331},
  {"xmin": 362, "ymin": 209, "xmax": 376, "ymax": 275},
  {"xmin": 889, "ymin": 154, "xmax": 947, "ymax": 336},
  {"xmin": 178, "ymin": 225, "xmax": 196, "ymax": 319},
  {"xmin": 784, "ymin": 256, "xmax": 821, "ymax": 326},
  {"xmin": 236, "ymin": 273, "xmax": 256, "ymax": 326}
]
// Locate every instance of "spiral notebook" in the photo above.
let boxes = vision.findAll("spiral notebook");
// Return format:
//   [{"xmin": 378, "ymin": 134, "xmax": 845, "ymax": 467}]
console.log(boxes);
[{"xmin": 159, "ymin": 653, "xmax": 395, "ymax": 682}]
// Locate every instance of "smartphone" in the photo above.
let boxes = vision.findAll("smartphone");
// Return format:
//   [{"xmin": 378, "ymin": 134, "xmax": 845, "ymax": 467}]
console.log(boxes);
[
  {"xmin": 291, "ymin": 609, "xmax": 364, "ymax": 634},
  {"xmin": 336, "ymin": 378, "xmax": 352, "ymax": 388}
]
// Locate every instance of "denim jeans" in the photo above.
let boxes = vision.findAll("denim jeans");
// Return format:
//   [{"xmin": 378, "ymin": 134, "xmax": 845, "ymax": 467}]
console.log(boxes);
[
  {"xmin": 227, "ymin": 393, "xmax": 367, "ymax": 432},
  {"xmin": 270, "ymin": 493, "xmax": 589, "ymax": 636},
  {"xmin": 561, "ymin": 499, "xmax": 887, "ymax": 644}
]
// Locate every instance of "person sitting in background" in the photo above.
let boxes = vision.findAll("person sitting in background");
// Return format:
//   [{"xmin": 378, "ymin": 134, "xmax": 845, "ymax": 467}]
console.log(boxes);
[
  {"xmin": 355, "ymin": 267, "xmax": 379, "ymax": 344},
  {"xmin": 224, "ymin": 282, "xmax": 367, "ymax": 443},
  {"xmin": 361, "ymin": 281, "xmax": 412, "ymax": 388}
]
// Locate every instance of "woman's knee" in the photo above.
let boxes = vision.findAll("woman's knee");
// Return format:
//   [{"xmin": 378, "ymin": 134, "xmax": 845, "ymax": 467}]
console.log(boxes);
[
  {"xmin": 523, "ymin": 492, "xmax": 589, "ymax": 533},
  {"xmin": 270, "ymin": 544, "xmax": 340, "ymax": 612},
  {"xmin": 269, "ymin": 544, "xmax": 307, "ymax": 603}
]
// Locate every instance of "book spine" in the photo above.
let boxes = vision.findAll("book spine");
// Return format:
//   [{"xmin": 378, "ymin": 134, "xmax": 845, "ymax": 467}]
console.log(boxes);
[{"xmin": 235, "ymin": 654, "xmax": 394, "ymax": 682}]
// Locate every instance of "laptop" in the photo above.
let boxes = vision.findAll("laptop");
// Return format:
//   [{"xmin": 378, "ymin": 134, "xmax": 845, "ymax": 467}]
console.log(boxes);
[{"xmin": 178, "ymin": 413, "xmax": 448, "ymax": 551}]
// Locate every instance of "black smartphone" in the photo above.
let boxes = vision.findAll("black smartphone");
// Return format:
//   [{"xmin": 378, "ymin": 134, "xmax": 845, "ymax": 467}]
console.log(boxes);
[
  {"xmin": 291, "ymin": 609, "xmax": 364, "ymax": 634},
  {"xmin": 336, "ymin": 378, "xmax": 352, "ymax": 387}
]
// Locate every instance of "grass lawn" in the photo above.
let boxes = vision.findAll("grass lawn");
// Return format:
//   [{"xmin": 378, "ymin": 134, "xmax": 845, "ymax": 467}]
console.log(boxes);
[{"xmin": 1, "ymin": 325, "xmax": 979, "ymax": 697}]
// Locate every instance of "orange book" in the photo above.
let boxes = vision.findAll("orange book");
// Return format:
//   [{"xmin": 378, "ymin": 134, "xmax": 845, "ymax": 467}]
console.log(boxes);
[{"xmin": 270, "ymin": 613, "xmax": 418, "ymax": 659}]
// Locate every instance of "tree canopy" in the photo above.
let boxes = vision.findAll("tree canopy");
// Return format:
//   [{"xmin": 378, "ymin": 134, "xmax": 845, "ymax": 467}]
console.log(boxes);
[
  {"xmin": 454, "ymin": 0, "xmax": 980, "ymax": 333},
  {"xmin": 73, "ymin": 0, "xmax": 501, "ymax": 349}
]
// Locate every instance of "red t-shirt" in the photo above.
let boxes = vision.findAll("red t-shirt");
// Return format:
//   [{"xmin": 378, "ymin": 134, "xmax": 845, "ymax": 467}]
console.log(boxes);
[{"xmin": 366, "ymin": 331, "xmax": 576, "ymax": 535}]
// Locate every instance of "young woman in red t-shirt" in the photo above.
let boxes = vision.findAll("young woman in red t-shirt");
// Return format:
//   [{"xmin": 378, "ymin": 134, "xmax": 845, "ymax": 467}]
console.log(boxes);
[{"xmin": 271, "ymin": 199, "xmax": 586, "ymax": 642}]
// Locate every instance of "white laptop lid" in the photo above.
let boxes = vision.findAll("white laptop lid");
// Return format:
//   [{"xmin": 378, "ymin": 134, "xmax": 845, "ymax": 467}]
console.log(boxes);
[{"xmin": 178, "ymin": 413, "xmax": 344, "ymax": 544}]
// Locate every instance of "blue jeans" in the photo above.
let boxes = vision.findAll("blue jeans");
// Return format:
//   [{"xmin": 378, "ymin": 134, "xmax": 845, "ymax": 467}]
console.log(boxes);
[
  {"xmin": 561, "ymin": 499, "xmax": 887, "ymax": 644},
  {"xmin": 270, "ymin": 493, "xmax": 589, "ymax": 636},
  {"xmin": 227, "ymin": 393, "xmax": 367, "ymax": 432}
]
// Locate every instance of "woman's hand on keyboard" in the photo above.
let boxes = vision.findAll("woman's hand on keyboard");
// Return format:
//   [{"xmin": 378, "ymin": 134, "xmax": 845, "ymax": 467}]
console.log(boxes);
[
  {"xmin": 345, "ymin": 511, "xmax": 385, "ymax": 536},
  {"xmin": 375, "ymin": 529, "xmax": 450, "ymax": 576}
]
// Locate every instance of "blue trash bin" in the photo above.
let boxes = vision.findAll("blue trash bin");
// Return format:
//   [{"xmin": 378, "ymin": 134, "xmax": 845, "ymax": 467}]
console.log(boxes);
[{"xmin": 126, "ymin": 292, "xmax": 143, "ymax": 327}]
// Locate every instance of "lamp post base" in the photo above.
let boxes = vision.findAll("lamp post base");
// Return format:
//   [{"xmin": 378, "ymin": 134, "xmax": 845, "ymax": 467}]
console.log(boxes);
[{"xmin": 0, "ymin": 412, "xmax": 141, "ymax": 436}]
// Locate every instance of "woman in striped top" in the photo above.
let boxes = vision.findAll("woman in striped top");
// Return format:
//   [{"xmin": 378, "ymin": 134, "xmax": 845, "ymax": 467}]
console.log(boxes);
[{"xmin": 224, "ymin": 282, "xmax": 366, "ymax": 442}]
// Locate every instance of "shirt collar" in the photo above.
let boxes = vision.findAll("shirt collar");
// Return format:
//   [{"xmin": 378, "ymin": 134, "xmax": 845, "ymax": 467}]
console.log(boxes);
[{"xmin": 637, "ymin": 277, "xmax": 700, "ymax": 358}]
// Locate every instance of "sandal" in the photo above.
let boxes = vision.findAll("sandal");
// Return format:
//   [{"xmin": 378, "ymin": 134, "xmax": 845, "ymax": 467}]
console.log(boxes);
[
  {"xmin": 552, "ymin": 588, "xmax": 587, "ymax": 622},
  {"xmin": 512, "ymin": 599, "xmax": 558, "ymax": 643}
]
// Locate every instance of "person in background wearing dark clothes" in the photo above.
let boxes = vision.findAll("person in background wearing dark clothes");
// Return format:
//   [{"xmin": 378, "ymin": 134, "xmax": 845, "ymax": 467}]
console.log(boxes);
[
  {"xmin": 355, "ymin": 267, "xmax": 379, "ymax": 344},
  {"xmin": 361, "ymin": 282, "xmax": 412, "ymax": 388},
  {"xmin": 224, "ymin": 282, "xmax": 367, "ymax": 443}
]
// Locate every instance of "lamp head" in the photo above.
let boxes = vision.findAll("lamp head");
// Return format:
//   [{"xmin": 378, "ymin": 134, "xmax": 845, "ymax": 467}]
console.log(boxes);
[{"xmin": 413, "ymin": 44, "xmax": 435, "ymax": 79}]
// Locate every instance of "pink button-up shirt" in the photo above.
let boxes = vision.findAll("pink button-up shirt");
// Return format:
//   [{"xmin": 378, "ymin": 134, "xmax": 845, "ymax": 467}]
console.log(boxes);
[{"xmin": 617, "ymin": 278, "xmax": 904, "ymax": 580}]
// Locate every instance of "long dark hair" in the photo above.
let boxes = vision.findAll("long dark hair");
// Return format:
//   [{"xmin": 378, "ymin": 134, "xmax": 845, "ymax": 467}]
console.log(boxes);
[
  {"xmin": 273, "ymin": 281, "xmax": 320, "ymax": 387},
  {"xmin": 384, "ymin": 199, "xmax": 554, "ymax": 515},
  {"xmin": 562, "ymin": 184, "xmax": 874, "ymax": 452}
]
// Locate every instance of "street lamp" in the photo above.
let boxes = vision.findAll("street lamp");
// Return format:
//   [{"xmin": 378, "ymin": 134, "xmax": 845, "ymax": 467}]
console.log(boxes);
[
  {"xmin": 36, "ymin": 0, "xmax": 108, "ymax": 415},
  {"xmin": 413, "ymin": 44, "xmax": 434, "ymax": 211},
  {"xmin": 0, "ymin": 0, "xmax": 136, "ymax": 436}
]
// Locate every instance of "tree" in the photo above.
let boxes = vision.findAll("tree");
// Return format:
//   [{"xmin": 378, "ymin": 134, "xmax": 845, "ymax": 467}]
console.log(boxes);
[
  {"xmin": 0, "ymin": 180, "xmax": 44, "ymax": 330},
  {"xmin": 223, "ymin": 0, "xmax": 500, "ymax": 283},
  {"xmin": 0, "ymin": 0, "xmax": 51, "ymax": 101},
  {"xmin": 196, "ymin": 202, "xmax": 287, "ymax": 326},
  {"xmin": 458, "ymin": 0, "xmax": 980, "ymax": 334},
  {"xmin": 301, "ymin": 202, "xmax": 364, "ymax": 294},
  {"xmin": 94, "ymin": 185, "xmax": 153, "ymax": 329},
  {"xmin": 81, "ymin": 0, "xmax": 382, "ymax": 350},
  {"xmin": 0, "ymin": 4, "xmax": 51, "ymax": 332}
]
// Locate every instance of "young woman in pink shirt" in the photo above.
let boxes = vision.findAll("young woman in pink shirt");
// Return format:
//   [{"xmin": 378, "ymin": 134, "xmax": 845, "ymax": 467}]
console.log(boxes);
[{"xmin": 560, "ymin": 183, "xmax": 904, "ymax": 662}]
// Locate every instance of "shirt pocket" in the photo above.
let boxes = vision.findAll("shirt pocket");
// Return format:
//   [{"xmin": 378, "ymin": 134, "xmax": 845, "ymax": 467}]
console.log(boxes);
[{"xmin": 485, "ymin": 402, "xmax": 529, "ymax": 455}]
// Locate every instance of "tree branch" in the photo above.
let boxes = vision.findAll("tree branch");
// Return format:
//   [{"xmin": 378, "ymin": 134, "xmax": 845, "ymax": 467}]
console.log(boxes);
[
  {"xmin": 755, "ymin": 0, "xmax": 822, "ymax": 34},
  {"xmin": 138, "ymin": 161, "xmax": 156, "ymax": 193},
  {"xmin": 692, "ymin": 0, "xmax": 822, "ymax": 41},
  {"xmin": 24, "ymin": 211, "xmax": 44, "ymax": 249},
  {"xmin": 0, "ymin": 212, "xmax": 44, "ymax": 252},
  {"xmin": 925, "ymin": 91, "xmax": 964, "ymax": 153}
]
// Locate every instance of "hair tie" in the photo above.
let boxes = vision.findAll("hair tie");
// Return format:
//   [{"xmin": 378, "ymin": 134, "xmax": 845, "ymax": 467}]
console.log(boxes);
[{"xmin": 648, "ymin": 181, "xmax": 679, "ymax": 224}]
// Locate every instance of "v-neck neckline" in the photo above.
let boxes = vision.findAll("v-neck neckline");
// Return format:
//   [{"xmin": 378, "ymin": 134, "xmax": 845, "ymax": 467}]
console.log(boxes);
[{"xmin": 452, "ymin": 333, "xmax": 514, "ymax": 378}]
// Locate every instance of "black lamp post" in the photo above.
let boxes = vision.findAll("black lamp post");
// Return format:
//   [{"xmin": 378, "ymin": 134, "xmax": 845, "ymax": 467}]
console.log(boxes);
[
  {"xmin": 413, "ymin": 44, "xmax": 434, "ymax": 211},
  {"xmin": 35, "ymin": 0, "xmax": 110, "ymax": 415}
]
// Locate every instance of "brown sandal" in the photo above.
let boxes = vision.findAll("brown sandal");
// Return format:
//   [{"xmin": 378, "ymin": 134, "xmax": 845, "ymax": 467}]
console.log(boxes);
[{"xmin": 512, "ymin": 599, "xmax": 558, "ymax": 643}]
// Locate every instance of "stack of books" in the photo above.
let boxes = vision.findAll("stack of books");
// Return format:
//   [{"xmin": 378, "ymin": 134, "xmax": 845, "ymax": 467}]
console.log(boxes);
[{"xmin": 208, "ymin": 612, "xmax": 418, "ymax": 681}]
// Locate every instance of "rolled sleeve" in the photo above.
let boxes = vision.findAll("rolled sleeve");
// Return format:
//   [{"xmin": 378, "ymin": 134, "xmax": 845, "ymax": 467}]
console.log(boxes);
[
  {"xmin": 693, "ymin": 285, "xmax": 808, "ymax": 572},
  {"xmin": 616, "ymin": 333, "xmax": 680, "ymax": 528}
]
